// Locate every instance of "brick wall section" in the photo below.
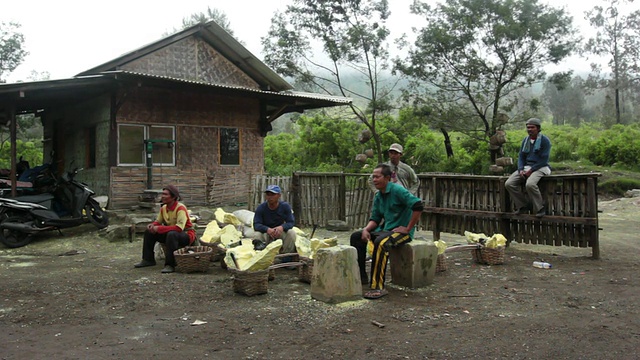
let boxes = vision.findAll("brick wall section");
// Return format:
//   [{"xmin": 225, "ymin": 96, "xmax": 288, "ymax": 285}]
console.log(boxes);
[
  {"xmin": 121, "ymin": 37, "xmax": 259, "ymax": 89},
  {"xmin": 111, "ymin": 87, "xmax": 265, "ymax": 208}
]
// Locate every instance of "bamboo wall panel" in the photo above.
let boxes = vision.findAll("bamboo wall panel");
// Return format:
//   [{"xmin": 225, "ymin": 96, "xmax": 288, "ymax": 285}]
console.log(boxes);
[{"xmin": 110, "ymin": 166, "xmax": 207, "ymax": 208}]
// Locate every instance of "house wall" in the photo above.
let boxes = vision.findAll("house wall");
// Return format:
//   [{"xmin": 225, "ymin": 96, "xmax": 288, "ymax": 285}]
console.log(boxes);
[
  {"xmin": 44, "ymin": 95, "xmax": 112, "ymax": 198},
  {"xmin": 110, "ymin": 87, "xmax": 265, "ymax": 208},
  {"xmin": 120, "ymin": 37, "xmax": 260, "ymax": 89}
]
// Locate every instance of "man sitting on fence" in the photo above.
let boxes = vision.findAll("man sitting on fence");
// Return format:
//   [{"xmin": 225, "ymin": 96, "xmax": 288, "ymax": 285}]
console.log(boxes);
[
  {"xmin": 505, "ymin": 117, "xmax": 552, "ymax": 217},
  {"xmin": 253, "ymin": 185, "xmax": 297, "ymax": 255},
  {"xmin": 133, "ymin": 185, "xmax": 196, "ymax": 273},
  {"xmin": 351, "ymin": 163, "xmax": 423, "ymax": 299}
]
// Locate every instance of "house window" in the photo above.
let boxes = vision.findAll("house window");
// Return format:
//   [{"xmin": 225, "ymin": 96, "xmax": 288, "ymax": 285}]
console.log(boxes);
[
  {"xmin": 118, "ymin": 124, "xmax": 175, "ymax": 166},
  {"xmin": 219, "ymin": 128, "xmax": 240, "ymax": 165},
  {"xmin": 85, "ymin": 126, "xmax": 96, "ymax": 168}
]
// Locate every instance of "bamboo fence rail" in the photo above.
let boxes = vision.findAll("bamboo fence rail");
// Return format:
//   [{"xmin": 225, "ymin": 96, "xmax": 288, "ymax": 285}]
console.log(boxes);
[{"xmin": 250, "ymin": 172, "xmax": 601, "ymax": 258}]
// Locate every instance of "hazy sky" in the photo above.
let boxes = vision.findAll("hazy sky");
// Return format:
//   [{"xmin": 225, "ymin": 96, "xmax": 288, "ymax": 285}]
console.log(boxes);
[{"xmin": 2, "ymin": 0, "xmax": 626, "ymax": 83}]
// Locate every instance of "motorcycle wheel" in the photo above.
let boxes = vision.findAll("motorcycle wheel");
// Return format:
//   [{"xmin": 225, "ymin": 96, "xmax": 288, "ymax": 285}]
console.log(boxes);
[
  {"xmin": 85, "ymin": 199, "xmax": 109, "ymax": 229},
  {"xmin": 0, "ymin": 216, "xmax": 33, "ymax": 248}
]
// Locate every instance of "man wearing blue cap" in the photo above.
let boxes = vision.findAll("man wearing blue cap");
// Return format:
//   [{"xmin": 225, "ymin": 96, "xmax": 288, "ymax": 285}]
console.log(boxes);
[{"xmin": 253, "ymin": 185, "xmax": 297, "ymax": 253}]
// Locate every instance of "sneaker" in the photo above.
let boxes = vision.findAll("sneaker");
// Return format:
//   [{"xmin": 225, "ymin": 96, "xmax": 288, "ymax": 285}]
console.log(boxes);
[
  {"xmin": 161, "ymin": 265, "xmax": 175, "ymax": 273},
  {"xmin": 134, "ymin": 260, "xmax": 156, "ymax": 268},
  {"xmin": 535, "ymin": 208, "xmax": 546, "ymax": 218},
  {"xmin": 514, "ymin": 207, "xmax": 530, "ymax": 215}
]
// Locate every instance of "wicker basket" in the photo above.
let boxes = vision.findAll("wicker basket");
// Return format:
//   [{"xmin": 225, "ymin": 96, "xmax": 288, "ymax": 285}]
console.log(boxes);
[
  {"xmin": 298, "ymin": 256, "xmax": 314, "ymax": 283},
  {"xmin": 229, "ymin": 268, "xmax": 269, "ymax": 296},
  {"xmin": 471, "ymin": 246, "xmax": 505, "ymax": 265},
  {"xmin": 436, "ymin": 254, "xmax": 447, "ymax": 272},
  {"xmin": 174, "ymin": 246, "xmax": 213, "ymax": 273}
]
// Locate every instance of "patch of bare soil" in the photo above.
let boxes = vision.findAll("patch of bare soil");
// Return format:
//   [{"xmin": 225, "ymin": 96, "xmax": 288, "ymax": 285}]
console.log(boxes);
[{"xmin": 1, "ymin": 198, "xmax": 639, "ymax": 359}]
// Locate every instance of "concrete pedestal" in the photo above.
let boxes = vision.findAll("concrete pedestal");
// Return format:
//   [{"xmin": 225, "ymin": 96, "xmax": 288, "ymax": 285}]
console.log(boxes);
[
  {"xmin": 389, "ymin": 240, "xmax": 438, "ymax": 288},
  {"xmin": 310, "ymin": 245, "xmax": 362, "ymax": 303}
]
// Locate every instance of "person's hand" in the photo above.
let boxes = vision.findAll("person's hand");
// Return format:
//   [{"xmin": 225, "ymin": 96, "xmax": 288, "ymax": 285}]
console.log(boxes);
[
  {"xmin": 268, "ymin": 226, "xmax": 282, "ymax": 239},
  {"xmin": 525, "ymin": 170, "xmax": 533, "ymax": 177},
  {"xmin": 147, "ymin": 224, "xmax": 157, "ymax": 234},
  {"xmin": 393, "ymin": 226, "xmax": 410, "ymax": 234},
  {"xmin": 519, "ymin": 170, "xmax": 527, "ymax": 178},
  {"xmin": 361, "ymin": 229, "xmax": 371, "ymax": 242}
]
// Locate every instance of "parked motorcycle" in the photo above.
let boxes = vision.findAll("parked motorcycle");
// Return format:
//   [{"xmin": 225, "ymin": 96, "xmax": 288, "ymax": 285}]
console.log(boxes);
[{"xmin": 0, "ymin": 167, "xmax": 108, "ymax": 248}]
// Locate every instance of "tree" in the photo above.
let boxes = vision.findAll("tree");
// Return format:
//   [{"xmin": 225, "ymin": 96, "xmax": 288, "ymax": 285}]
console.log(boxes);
[
  {"xmin": 396, "ymin": 0, "xmax": 579, "ymax": 162},
  {"xmin": 584, "ymin": 0, "xmax": 640, "ymax": 124},
  {"xmin": 163, "ymin": 7, "xmax": 235, "ymax": 36},
  {"xmin": 261, "ymin": 0, "xmax": 396, "ymax": 163},
  {"xmin": 544, "ymin": 75, "xmax": 586, "ymax": 126},
  {"xmin": 0, "ymin": 21, "xmax": 28, "ymax": 82}
]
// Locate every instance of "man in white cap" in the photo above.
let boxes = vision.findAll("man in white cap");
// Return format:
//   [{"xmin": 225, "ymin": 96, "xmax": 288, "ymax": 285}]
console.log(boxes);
[
  {"xmin": 369, "ymin": 143, "xmax": 419, "ymax": 195},
  {"xmin": 253, "ymin": 185, "xmax": 297, "ymax": 254},
  {"xmin": 505, "ymin": 118, "xmax": 552, "ymax": 217}
]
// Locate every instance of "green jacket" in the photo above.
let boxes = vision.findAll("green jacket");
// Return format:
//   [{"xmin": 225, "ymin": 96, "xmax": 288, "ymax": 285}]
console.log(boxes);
[{"xmin": 371, "ymin": 182, "xmax": 422, "ymax": 237}]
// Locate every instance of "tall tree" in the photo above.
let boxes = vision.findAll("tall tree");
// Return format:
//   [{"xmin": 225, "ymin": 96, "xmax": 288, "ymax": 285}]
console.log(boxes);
[
  {"xmin": 262, "ymin": 0, "xmax": 395, "ymax": 163},
  {"xmin": 163, "ymin": 7, "xmax": 235, "ymax": 36},
  {"xmin": 0, "ymin": 21, "xmax": 28, "ymax": 83},
  {"xmin": 584, "ymin": 0, "xmax": 640, "ymax": 124},
  {"xmin": 544, "ymin": 75, "xmax": 586, "ymax": 126},
  {"xmin": 396, "ymin": 0, "xmax": 579, "ymax": 162}
]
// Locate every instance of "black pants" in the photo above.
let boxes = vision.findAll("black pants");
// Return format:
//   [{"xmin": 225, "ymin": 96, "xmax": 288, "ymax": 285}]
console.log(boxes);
[
  {"xmin": 142, "ymin": 230, "xmax": 190, "ymax": 267},
  {"xmin": 350, "ymin": 230, "xmax": 412, "ymax": 290}
]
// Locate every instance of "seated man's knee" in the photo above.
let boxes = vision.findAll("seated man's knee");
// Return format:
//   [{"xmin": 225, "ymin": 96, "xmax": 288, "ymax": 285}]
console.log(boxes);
[{"xmin": 525, "ymin": 182, "xmax": 539, "ymax": 192}]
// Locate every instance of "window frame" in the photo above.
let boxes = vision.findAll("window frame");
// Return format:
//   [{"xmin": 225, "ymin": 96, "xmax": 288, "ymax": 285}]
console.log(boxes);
[
  {"xmin": 218, "ymin": 127, "xmax": 241, "ymax": 166},
  {"xmin": 117, "ymin": 124, "xmax": 176, "ymax": 166}
]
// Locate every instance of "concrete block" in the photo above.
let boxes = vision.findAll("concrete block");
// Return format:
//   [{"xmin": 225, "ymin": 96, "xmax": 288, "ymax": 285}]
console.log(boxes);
[
  {"xmin": 389, "ymin": 240, "xmax": 438, "ymax": 288},
  {"xmin": 310, "ymin": 245, "xmax": 362, "ymax": 303}
]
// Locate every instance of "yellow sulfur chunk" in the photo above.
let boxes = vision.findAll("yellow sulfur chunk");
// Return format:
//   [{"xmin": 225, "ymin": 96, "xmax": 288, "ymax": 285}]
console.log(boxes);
[
  {"xmin": 219, "ymin": 224, "xmax": 242, "ymax": 247},
  {"xmin": 201, "ymin": 220, "xmax": 221, "ymax": 244},
  {"xmin": 295, "ymin": 236, "xmax": 312, "ymax": 258},
  {"xmin": 215, "ymin": 208, "xmax": 242, "ymax": 226},
  {"xmin": 486, "ymin": 234, "xmax": 507, "ymax": 249},
  {"xmin": 309, "ymin": 237, "xmax": 338, "ymax": 259},
  {"xmin": 434, "ymin": 240, "xmax": 447, "ymax": 255},
  {"xmin": 464, "ymin": 231, "xmax": 488, "ymax": 244},
  {"xmin": 228, "ymin": 240, "xmax": 283, "ymax": 271},
  {"xmin": 224, "ymin": 242, "xmax": 255, "ymax": 269}
]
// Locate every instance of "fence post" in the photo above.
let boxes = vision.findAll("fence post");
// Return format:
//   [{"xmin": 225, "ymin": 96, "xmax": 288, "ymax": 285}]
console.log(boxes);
[
  {"xmin": 430, "ymin": 177, "xmax": 441, "ymax": 241},
  {"xmin": 499, "ymin": 176, "xmax": 512, "ymax": 245},
  {"xmin": 587, "ymin": 177, "xmax": 599, "ymax": 259},
  {"xmin": 291, "ymin": 172, "xmax": 301, "ymax": 227}
]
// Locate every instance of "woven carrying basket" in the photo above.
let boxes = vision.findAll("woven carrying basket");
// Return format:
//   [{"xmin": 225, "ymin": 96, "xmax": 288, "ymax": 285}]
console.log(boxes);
[
  {"xmin": 174, "ymin": 246, "xmax": 213, "ymax": 273},
  {"xmin": 298, "ymin": 256, "xmax": 314, "ymax": 283},
  {"xmin": 436, "ymin": 254, "xmax": 447, "ymax": 272},
  {"xmin": 229, "ymin": 268, "xmax": 269, "ymax": 296},
  {"xmin": 471, "ymin": 246, "xmax": 505, "ymax": 265}
]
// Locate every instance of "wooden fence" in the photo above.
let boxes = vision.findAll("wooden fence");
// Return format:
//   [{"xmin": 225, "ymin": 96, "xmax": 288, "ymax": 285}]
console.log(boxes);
[{"xmin": 250, "ymin": 172, "xmax": 601, "ymax": 258}]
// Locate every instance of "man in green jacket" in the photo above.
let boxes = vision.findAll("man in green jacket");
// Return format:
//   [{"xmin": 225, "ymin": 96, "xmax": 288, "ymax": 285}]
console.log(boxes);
[{"xmin": 351, "ymin": 163, "xmax": 424, "ymax": 299}]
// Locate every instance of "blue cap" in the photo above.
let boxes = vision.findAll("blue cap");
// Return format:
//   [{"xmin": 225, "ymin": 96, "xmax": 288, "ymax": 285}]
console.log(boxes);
[{"xmin": 265, "ymin": 185, "xmax": 281, "ymax": 194}]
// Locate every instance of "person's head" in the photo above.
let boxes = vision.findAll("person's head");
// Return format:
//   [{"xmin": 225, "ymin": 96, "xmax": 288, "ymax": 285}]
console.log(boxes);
[
  {"xmin": 372, "ymin": 163, "xmax": 392, "ymax": 191},
  {"xmin": 162, "ymin": 185, "xmax": 180, "ymax": 204},
  {"xmin": 387, "ymin": 143, "xmax": 404, "ymax": 165},
  {"xmin": 525, "ymin": 118, "xmax": 541, "ymax": 137},
  {"xmin": 264, "ymin": 184, "xmax": 282, "ymax": 205}
]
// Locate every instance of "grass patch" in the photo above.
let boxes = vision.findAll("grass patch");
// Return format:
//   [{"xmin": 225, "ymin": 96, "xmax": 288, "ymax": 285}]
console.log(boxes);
[{"xmin": 551, "ymin": 161, "xmax": 640, "ymax": 198}]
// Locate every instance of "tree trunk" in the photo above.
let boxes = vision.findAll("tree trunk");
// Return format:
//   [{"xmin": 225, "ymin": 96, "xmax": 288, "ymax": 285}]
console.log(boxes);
[{"xmin": 440, "ymin": 128, "xmax": 454, "ymax": 158}]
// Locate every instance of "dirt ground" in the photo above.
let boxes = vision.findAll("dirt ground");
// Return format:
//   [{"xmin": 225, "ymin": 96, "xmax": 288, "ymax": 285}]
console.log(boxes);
[{"xmin": 1, "ymin": 197, "xmax": 639, "ymax": 360}]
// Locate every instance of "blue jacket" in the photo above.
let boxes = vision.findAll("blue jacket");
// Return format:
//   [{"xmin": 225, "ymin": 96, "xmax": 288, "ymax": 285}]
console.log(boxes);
[
  {"xmin": 518, "ymin": 134, "xmax": 551, "ymax": 172},
  {"xmin": 253, "ymin": 201, "xmax": 295, "ymax": 233}
]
